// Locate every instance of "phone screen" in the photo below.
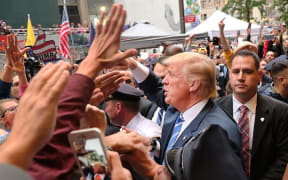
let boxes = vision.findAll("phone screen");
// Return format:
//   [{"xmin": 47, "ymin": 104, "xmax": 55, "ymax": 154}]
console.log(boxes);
[{"xmin": 72, "ymin": 136, "xmax": 109, "ymax": 180}]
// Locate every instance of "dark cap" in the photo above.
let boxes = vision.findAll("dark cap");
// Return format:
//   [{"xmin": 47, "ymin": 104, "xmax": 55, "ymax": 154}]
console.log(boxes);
[
  {"xmin": 106, "ymin": 83, "xmax": 144, "ymax": 102},
  {"xmin": 165, "ymin": 125, "xmax": 247, "ymax": 180}
]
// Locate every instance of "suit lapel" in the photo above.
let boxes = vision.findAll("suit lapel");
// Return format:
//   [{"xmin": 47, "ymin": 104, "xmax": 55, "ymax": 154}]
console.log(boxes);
[
  {"xmin": 173, "ymin": 100, "xmax": 214, "ymax": 147},
  {"xmin": 251, "ymin": 94, "xmax": 270, "ymax": 155},
  {"xmin": 160, "ymin": 109, "xmax": 179, "ymax": 157},
  {"xmin": 218, "ymin": 95, "xmax": 234, "ymax": 117}
]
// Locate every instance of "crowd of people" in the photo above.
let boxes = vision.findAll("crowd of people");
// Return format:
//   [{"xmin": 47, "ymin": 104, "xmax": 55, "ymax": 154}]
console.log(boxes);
[
  {"xmin": 0, "ymin": 3, "xmax": 288, "ymax": 180},
  {"xmin": 0, "ymin": 19, "xmax": 90, "ymax": 35}
]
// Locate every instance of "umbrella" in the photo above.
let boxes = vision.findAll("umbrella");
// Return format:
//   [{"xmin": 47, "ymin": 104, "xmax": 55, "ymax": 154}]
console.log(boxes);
[{"xmin": 265, "ymin": 55, "xmax": 288, "ymax": 71}]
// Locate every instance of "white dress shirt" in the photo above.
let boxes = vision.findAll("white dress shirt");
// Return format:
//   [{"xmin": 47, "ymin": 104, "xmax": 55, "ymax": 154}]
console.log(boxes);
[
  {"xmin": 126, "ymin": 113, "xmax": 162, "ymax": 138},
  {"xmin": 129, "ymin": 61, "xmax": 150, "ymax": 83},
  {"xmin": 232, "ymin": 93, "xmax": 257, "ymax": 149},
  {"xmin": 179, "ymin": 98, "xmax": 209, "ymax": 137}
]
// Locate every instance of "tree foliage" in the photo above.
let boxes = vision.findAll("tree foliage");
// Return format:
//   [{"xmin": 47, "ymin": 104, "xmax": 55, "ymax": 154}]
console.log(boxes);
[
  {"xmin": 272, "ymin": 0, "xmax": 288, "ymax": 25},
  {"xmin": 222, "ymin": 0, "xmax": 266, "ymax": 23}
]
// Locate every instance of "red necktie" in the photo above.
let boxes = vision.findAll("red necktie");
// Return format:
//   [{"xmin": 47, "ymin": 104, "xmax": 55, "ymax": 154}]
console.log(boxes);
[{"xmin": 238, "ymin": 105, "xmax": 250, "ymax": 177}]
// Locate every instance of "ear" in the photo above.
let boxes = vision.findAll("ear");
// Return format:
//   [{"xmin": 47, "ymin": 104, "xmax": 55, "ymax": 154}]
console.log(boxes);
[
  {"xmin": 189, "ymin": 80, "xmax": 201, "ymax": 93},
  {"xmin": 115, "ymin": 102, "xmax": 122, "ymax": 114}
]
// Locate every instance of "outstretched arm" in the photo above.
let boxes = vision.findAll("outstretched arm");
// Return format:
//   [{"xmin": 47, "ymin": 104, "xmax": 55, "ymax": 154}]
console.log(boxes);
[
  {"xmin": 0, "ymin": 62, "xmax": 71, "ymax": 169},
  {"xmin": 218, "ymin": 18, "xmax": 230, "ymax": 52}
]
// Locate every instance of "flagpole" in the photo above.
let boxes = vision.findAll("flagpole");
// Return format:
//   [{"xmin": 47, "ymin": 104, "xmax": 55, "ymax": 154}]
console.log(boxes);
[{"xmin": 64, "ymin": 0, "xmax": 75, "ymax": 66}]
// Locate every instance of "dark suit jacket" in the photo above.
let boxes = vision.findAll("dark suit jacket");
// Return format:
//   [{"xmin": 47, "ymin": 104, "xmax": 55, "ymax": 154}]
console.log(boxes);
[
  {"xmin": 139, "ymin": 71, "xmax": 242, "ymax": 164},
  {"xmin": 216, "ymin": 94, "xmax": 288, "ymax": 180}
]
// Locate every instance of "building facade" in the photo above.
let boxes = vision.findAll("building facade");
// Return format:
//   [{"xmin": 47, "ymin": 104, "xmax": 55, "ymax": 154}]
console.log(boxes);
[{"xmin": 58, "ymin": 0, "xmax": 114, "ymax": 26}]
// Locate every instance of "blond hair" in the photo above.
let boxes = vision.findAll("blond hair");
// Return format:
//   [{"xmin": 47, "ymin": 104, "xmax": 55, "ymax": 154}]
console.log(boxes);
[{"xmin": 164, "ymin": 52, "xmax": 217, "ymax": 98}]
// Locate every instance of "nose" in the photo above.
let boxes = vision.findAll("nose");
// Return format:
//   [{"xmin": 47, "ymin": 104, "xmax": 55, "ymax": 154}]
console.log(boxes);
[
  {"xmin": 162, "ymin": 74, "xmax": 168, "ymax": 85},
  {"xmin": 237, "ymin": 71, "xmax": 245, "ymax": 81}
]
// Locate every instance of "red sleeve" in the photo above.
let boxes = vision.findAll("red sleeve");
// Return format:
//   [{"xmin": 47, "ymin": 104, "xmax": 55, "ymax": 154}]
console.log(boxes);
[{"xmin": 28, "ymin": 73, "xmax": 95, "ymax": 180}]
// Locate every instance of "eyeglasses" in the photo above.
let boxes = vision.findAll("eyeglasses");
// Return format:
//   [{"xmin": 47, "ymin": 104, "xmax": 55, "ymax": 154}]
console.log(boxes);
[{"xmin": 1, "ymin": 105, "xmax": 18, "ymax": 118}]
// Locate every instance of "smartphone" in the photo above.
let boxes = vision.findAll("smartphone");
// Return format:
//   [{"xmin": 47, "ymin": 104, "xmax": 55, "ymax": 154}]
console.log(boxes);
[{"xmin": 68, "ymin": 128, "xmax": 110, "ymax": 180}]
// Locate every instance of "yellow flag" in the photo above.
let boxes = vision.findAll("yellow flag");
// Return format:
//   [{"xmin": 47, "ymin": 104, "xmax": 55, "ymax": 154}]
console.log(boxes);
[{"xmin": 25, "ymin": 14, "xmax": 35, "ymax": 46}]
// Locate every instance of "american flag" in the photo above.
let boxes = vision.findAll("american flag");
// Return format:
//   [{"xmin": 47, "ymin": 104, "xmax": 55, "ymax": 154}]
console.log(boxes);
[
  {"xmin": 59, "ymin": 7, "xmax": 71, "ymax": 60},
  {"xmin": 32, "ymin": 31, "xmax": 57, "ymax": 61}
]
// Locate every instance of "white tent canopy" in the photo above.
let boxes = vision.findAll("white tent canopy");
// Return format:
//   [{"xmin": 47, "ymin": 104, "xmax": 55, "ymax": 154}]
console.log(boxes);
[
  {"xmin": 122, "ymin": 22, "xmax": 173, "ymax": 38},
  {"xmin": 187, "ymin": 11, "xmax": 261, "ymax": 38}
]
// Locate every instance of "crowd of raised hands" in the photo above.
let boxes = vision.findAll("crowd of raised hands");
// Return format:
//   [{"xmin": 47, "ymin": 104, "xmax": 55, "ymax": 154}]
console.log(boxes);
[{"xmin": 0, "ymin": 4, "xmax": 171, "ymax": 180}]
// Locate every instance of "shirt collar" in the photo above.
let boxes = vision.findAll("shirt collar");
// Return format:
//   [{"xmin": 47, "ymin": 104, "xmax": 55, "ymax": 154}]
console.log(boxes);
[
  {"xmin": 233, "ymin": 93, "xmax": 257, "ymax": 113},
  {"xmin": 182, "ymin": 98, "xmax": 209, "ymax": 121},
  {"xmin": 126, "ymin": 113, "xmax": 141, "ymax": 129}
]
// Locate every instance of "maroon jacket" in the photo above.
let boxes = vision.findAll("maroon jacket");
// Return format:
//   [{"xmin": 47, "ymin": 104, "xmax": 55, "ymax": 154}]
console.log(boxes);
[{"xmin": 28, "ymin": 74, "xmax": 95, "ymax": 180}]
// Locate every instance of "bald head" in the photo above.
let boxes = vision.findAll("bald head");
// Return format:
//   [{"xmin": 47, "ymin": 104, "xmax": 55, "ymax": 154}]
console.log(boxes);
[{"xmin": 164, "ymin": 45, "xmax": 184, "ymax": 56}]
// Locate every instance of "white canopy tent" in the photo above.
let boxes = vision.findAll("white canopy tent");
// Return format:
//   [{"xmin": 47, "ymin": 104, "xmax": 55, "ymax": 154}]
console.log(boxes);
[
  {"xmin": 121, "ymin": 22, "xmax": 173, "ymax": 38},
  {"xmin": 186, "ymin": 11, "xmax": 261, "ymax": 38}
]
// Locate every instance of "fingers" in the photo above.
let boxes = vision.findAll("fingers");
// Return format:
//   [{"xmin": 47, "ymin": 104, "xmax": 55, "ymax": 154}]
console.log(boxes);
[
  {"xmin": 94, "ymin": 71, "xmax": 121, "ymax": 85},
  {"xmin": 96, "ymin": 11, "xmax": 106, "ymax": 36},
  {"xmin": 103, "ymin": 4, "xmax": 118, "ymax": 34},
  {"xmin": 89, "ymin": 88, "xmax": 104, "ymax": 106},
  {"xmin": 109, "ymin": 151, "xmax": 132, "ymax": 180},
  {"xmin": 100, "ymin": 49, "xmax": 138, "ymax": 68},
  {"xmin": 73, "ymin": 64, "xmax": 79, "ymax": 71},
  {"xmin": 41, "ymin": 61, "xmax": 71, "ymax": 98},
  {"xmin": 108, "ymin": 4, "xmax": 124, "ymax": 35},
  {"xmin": 95, "ymin": 71, "xmax": 124, "ymax": 88},
  {"xmin": 47, "ymin": 66, "xmax": 70, "ymax": 102},
  {"xmin": 28, "ymin": 63, "xmax": 57, "ymax": 92},
  {"xmin": 20, "ymin": 47, "xmax": 30, "ymax": 57}
]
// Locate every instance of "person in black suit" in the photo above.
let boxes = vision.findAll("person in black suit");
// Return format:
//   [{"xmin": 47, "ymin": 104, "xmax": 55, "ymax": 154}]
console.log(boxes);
[
  {"xmin": 128, "ymin": 52, "xmax": 244, "ymax": 178},
  {"xmin": 216, "ymin": 50, "xmax": 288, "ymax": 180}
]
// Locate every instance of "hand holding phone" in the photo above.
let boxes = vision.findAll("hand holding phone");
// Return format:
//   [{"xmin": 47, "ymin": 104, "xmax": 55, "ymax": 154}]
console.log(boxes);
[{"xmin": 68, "ymin": 128, "xmax": 110, "ymax": 180}]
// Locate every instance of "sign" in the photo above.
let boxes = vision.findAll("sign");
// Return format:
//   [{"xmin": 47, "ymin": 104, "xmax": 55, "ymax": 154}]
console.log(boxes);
[
  {"xmin": 32, "ymin": 32, "xmax": 57, "ymax": 61},
  {"xmin": 185, "ymin": 15, "xmax": 196, "ymax": 23},
  {"xmin": 0, "ymin": 35, "xmax": 8, "ymax": 52}
]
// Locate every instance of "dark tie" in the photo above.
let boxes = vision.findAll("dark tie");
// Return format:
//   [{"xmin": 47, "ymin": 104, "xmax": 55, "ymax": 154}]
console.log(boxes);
[{"xmin": 238, "ymin": 105, "xmax": 250, "ymax": 177}]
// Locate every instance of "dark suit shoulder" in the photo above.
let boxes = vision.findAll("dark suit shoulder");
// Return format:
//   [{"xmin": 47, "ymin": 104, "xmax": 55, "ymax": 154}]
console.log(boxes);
[{"xmin": 258, "ymin": 93, "xmax": 288, "ymax": 109}]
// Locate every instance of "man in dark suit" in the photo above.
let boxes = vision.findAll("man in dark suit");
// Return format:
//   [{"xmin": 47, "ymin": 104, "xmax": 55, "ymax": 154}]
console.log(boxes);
[
  {"xmin": 216, "ymin": 50, "xmax": 288, "ymax": 180},
  {"xmin": 128, "ymin": 52, "xmax": 243, "ymax": 169}
]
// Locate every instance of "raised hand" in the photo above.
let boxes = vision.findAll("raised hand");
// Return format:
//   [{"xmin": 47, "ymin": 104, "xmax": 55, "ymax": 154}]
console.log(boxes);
[
  {"xmin": 3, "ymin": 33, "xmax": 29, "ymax": 72},
  {"xmin": 80, "ymin": 104, "xmax": 107, "ymax": 134},
  {"xmin": 105, "ymin": 130, "xmax": 151, "ymax": 154},
  {"xmin": 109, "ymin": 151, "xmax": 132, "ymax": 180},
  {"xmin": 77, "ymin": 4, "xmax": 137, "ymax": 80},
  {"xmin": 247, "ymin": 22, "xmax": 251, "ymax": 35},
  {"xmin": 218, "ymin": 18, "xmax": 225, "ymax": 32},
  {"xmin": 0, "ymin": 61, "xmax": 71, "ymax": 169}
]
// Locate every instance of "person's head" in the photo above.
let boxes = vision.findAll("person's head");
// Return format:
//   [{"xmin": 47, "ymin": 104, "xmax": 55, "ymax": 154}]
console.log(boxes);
[
  {"xmin": 270, "ymin": 61, "xmax": 288, "ymax": 98},
  {"xmin": 265, "ymin": 51, "xmax": 276, "ymax": 63},
  {"xmin": 162, "ymin": 52, "xmax": 217, "ymax": 112},
  {"xmin": 229, "ymin": 50, "xmax": 262, "ymax": 104},
  {"xmin": 198, "ymin": 48, "xmax": 208, "ymax": 55},
  {"xmin": 234, "ymin": 41, "xmax": 258, "ymax": 55},
  {"xmin": 219, "ymin": 51, "xmax": 225, "ymax": 64},
  {"xmin": 104, "ymin": 84, "xmax": 142, "ymax": 126},
  {"xmin": 259, "ymin": 59, "xmax": 270, "ymax": 76},
  {"xmin": 0, "ymin": 98, "xmax": 18, "ymax": 130},
  {"xmin": 163, "ymin": 45, "xmax": 184, "ymax": 56},
  {"xmin": 11, "ymin": 75, "xmax": 20, "ymax": 99},
  {"xmin": 271, "ymin": 27, "xmax": 279, "ymax": 36},
  {"xmin": 153, "ymin": 57, "xmax": 169, "ymax": 79}
]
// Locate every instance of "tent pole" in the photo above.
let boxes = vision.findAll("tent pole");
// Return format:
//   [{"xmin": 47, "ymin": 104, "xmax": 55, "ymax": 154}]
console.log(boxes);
[{"xmin": 179, "ymin": 0, "xmax": 186, "ymax": 34}]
